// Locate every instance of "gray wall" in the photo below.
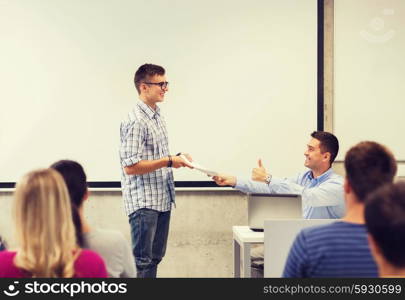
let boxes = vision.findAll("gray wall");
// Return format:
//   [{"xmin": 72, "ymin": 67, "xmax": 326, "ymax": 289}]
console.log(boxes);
[{"xmin": 0, "ymin": 190, "xmax": 247, "ymax": 278}]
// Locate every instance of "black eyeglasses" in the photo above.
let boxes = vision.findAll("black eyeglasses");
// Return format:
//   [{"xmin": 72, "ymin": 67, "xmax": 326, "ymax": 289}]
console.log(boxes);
[{"xmin": 143, "ymin": 81, "xmax": 169, "ymax": 89}]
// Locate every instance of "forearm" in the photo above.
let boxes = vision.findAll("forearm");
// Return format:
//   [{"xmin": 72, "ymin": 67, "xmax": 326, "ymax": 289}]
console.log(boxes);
[
  {"xmin": 124, "ymin": 157, "xmax": 169, "ymax": 175},
  {"xmin": 269, "ymin": 178, "xmax": 305, "ymax": 194},
  {"xmin": 235, "ymin": 178, "xmax": 272, "ymax": 194},
  {"xmin": 235, "ymin": 176, "xmax": 303, "ymax": 194}
]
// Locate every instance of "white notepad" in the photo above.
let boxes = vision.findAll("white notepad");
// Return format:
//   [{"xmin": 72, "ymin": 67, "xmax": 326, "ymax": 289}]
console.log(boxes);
[{"xmin": 180, "ymin": 155, "xmax": 219, "ymax": 177}]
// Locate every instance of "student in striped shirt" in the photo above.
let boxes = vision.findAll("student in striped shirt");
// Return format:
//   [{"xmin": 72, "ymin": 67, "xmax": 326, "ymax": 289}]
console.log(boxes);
[
  {"xmin": 365, "ymin": 181, "xmax": 405, "ymax": 277},
  {"xmin": 283, "ymin": 141, "xmax": 397, "ymax": 277}
]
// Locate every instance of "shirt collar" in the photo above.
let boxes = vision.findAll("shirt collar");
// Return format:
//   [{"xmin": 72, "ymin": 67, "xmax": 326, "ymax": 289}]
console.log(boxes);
[
  {"xmin": 137, "ymin": 100, "xmax": 160, "ymax": 119},
  {"xmin": 308, "ymin": 167, "xmax": 334, "ymax": 181}
]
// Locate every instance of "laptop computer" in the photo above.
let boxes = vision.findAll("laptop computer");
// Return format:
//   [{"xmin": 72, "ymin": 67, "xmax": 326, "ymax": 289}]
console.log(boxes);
[{"xmin": 247, "ymin": 193, "xmax": 302, "ymax": 231}]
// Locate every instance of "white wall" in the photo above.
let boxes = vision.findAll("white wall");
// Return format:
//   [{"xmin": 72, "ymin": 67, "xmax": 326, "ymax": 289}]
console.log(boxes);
[
  {"xmin": 334, "ymin": 0, "xmax": 405, "ymax": 163},
  {"xmin": 0, "ymin": 0, "xmax": 318, "ymax": 183}
]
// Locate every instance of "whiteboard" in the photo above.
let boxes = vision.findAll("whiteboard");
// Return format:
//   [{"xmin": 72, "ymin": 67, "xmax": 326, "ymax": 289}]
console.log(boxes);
[
  {"xmin": 334, "ymin": 0, "xmax": 405, "ymax": 161},
  {"xmin": 0, "ymin": 0, "xmax": 317, "ymax": 183}
]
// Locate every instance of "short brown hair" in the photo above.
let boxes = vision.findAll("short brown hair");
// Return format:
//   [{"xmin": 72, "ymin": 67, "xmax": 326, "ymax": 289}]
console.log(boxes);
[
  {"xmin": 365, "ymin": 181, "xmax": 405, "ymax": 267},
  {"xmin": 310, "ymin": 131, "xmax": 339, "ymax": 165},
  {"xmin": 344, "ymin": 141, "xmax": 396, "ymax": 201},
  {"xmin": 134, "ymin": 64, "xmax": 165, "ymax": 94}
]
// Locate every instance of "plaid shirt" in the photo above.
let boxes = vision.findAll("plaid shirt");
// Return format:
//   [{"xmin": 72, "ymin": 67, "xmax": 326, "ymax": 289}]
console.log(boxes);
[{"xmin": 120, "ymin": 100, "xmax": 175, "ymax": 216}]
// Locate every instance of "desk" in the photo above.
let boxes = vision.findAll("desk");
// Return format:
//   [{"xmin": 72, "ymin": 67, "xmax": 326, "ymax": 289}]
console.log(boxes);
[{"xmin": 232, "ymin": 226, "xmax": 264, "ymax": 277}]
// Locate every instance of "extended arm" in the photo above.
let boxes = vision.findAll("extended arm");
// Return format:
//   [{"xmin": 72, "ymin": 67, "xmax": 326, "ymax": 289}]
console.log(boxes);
[{"xmin": 124, "ymin": 156, "xmax": 190, "ymax": 175}]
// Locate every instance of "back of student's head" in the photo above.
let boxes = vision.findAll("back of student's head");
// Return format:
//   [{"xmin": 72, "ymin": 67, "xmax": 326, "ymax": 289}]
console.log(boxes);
[
  {"xmin": 14, "ymin": 168, "xmax": 77, "ymax": 277},
  {"xmin": 50, "ymin": 160, "xmax": 87, "ymax": 247},
  {"xmin": 365, "ymin": 181, "xmax": 405, "ymax": 268},
  {"xmin": 344, "ymin": 141, "xmax": 397, "ymax": 201},
  {"xmin": 50, "ymin": 160, "xmax": 87, "ymax": 207}
]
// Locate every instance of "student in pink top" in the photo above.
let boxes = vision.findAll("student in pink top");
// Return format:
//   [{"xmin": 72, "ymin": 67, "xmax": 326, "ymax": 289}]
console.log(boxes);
[{"xmin": 0, "ymin": 169, "xmax": 107, "ymax": 278}]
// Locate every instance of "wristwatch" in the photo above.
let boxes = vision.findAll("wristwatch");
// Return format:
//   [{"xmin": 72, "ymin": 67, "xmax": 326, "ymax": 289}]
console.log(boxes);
[{"xmin": 264, "ymin": 174, "xmax": 272, "ymax": 184}]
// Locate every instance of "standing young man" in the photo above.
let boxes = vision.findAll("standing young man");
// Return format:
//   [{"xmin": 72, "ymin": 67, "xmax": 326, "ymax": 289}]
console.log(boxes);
[{"xmin": 120, "ymin": 64, "xmax": 192, "ymax": 278}]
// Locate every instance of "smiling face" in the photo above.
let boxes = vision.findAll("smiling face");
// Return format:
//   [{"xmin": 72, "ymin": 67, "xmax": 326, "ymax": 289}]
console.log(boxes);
[
  {"xmin": 140, "ymin": 74, "xmax": 168, "ymax": 105},
  {"xmin": 304, "ymin": 138, "xmax": 330, "ymax": 171}
]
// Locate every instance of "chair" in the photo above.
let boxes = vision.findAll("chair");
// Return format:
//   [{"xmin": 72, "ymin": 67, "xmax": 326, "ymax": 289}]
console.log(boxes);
[{"xmin": 264, "ymin": 219, "xmax": 335, "ymax": 277}]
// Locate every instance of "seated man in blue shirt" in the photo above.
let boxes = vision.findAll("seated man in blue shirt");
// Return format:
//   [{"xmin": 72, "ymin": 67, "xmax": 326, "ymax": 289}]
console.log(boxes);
[
  {"xmin": 283, "ymin": 141, "xmax": 397, "ymax": 277},
  {"xmin": 213, "ymin": 131, "xmax": 345, "ymax": 219},
  {"xmin": 365, "ymin": 181, "xmax": 405, "ymax": 278}
]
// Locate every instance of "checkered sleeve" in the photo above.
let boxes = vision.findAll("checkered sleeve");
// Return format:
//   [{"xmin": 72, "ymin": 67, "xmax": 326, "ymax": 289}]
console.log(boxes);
[{"xmin": 120, "ymin": 120, "xmax": 146, "ymax": 167}]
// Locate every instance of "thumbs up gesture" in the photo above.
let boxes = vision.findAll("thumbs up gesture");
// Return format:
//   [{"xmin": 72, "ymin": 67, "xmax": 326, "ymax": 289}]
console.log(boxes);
[{"xmin": 252, "ymin": 159, "xmax": 269, "ymax": 182}]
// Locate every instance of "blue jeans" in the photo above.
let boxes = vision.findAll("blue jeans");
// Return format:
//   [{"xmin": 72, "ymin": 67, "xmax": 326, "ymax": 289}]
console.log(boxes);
[{"xmin": 129, "ymin": 208, "xmax": 171, "ymax": 278}]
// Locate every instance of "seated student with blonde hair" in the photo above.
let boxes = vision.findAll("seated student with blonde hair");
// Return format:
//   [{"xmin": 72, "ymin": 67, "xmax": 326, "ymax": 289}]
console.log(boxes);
[
  {"xmin": 51, "ymin": 160, "xmax": 136, "ymax": 278},
  {"xmin": 365, "ymin": 181, "xmax": 405, "ymax": 277},
  {"xmin": 0, "ymin": 169, "xmax": 107, "ymax": 277}
]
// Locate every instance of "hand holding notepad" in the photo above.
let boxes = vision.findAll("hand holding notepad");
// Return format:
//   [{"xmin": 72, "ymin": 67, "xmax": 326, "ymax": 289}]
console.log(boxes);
[{"xmin": 180, "ymin": 155, "xmax": 219, "ymax": 177}]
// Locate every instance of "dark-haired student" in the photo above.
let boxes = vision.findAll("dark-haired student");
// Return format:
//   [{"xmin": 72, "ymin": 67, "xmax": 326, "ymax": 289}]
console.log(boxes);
[
  {"xmin": 365, "ymin": 181, "xmax": 405, "ymax": 277},
  {"xmin": 0, "ymin": 236, "xmax": 6, "ymax": 251},
  {"xmin": 283, "ymin": 141, "xmax": 397, "ymax": 277},
  {"xmin": 51, "ymin": 160, "xmax": 136, "ymax": 278},
  {"xmin": 213, "ymin": 131, "xmax": 345, "ymax": 276},
  {"xmin": 214, "ymin": 131, "xmax": 345, "ymax": 219}
]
